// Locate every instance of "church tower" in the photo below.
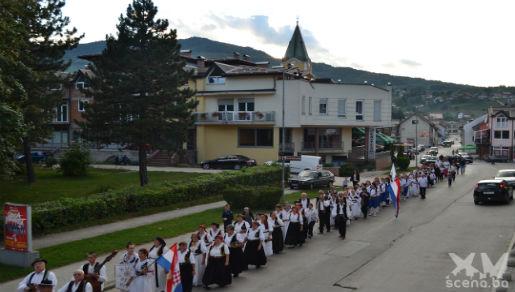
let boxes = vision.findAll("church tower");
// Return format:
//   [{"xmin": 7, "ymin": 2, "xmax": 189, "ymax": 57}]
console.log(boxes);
[{"xmin": 282, "ymin": 22, "xmax": 313, "ymax": 79}]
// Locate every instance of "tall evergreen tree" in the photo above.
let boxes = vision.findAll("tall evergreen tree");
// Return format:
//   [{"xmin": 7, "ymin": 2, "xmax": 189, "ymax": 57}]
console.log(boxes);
[
  {"xmin": 82, "ymin": 0, "xmax": 196, "ymax": 186},
  {"xmin": 0, "ymin": 0, "xmax": 82, "ymax": 183}
]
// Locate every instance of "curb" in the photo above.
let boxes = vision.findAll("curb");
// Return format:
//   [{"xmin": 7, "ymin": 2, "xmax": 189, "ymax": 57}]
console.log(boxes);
[{"xmin": 493, "ymin": 231, "xmax": 515, "ymax": 292}]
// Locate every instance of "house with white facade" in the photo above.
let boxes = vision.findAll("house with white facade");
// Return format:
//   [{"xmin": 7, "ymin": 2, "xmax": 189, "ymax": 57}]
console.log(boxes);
[
  {"xmin": 474, "ymin": 107, "xmax": 515, "ymax": 160},
  {"xmin": 398, "ymin": 113, "xmax": 440, "ymax": 147}
]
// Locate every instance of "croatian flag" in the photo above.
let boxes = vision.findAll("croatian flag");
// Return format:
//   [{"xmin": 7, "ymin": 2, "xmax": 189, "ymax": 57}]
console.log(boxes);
[
  {"xmin": 387, "ymin": 163, "xmax": 401, "ymax": 217},
  {"xmin": 157, "ymin": 243, "xmax": 182, "ymax": 292}
]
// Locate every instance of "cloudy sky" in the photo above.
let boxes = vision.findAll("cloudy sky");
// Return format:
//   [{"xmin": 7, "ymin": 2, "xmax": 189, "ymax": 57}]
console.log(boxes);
[{"xmin": 63, "ymin": 0, "xmax": 515, "ymax": 87}]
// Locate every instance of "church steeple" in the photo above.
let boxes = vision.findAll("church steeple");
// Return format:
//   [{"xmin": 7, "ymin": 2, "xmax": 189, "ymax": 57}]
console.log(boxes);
[{"xmin": 283, "ymin": 22, "xmax": 313, "ymax": 78}]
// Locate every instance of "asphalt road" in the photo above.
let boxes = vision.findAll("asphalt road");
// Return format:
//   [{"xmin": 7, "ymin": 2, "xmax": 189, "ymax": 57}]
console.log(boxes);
[{"xmin": 203, "ymin": 156, "xmax": 515, "ymax": 291}]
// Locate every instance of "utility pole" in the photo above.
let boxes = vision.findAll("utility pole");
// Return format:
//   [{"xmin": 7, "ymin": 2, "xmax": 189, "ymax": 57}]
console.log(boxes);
[
  {"xmin": 412, "ymin": 118, "xmax": 419, "ymax": 168},
  {"xmin": 281, "ymin": 69, "xmax": 286, "ymax": 198}
]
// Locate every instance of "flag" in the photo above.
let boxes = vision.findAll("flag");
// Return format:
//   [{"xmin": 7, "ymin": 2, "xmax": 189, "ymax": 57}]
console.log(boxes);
[
  {"xmin": 163, "ymin": 243, "xmax": 182, "ymax": 292},
  {"xmin": 387, "ymin": 163, "xmax": 401, "ymax": 217}
]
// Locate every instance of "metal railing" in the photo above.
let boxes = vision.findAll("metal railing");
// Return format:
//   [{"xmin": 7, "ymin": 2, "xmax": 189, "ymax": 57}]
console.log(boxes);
[
  {"xmin": 194, "ymin": 111, "xmax": 275, "ymax": 124},
  {"xmin": 302, "ymin": 140, "xmax": 343, "ymax": 151}
]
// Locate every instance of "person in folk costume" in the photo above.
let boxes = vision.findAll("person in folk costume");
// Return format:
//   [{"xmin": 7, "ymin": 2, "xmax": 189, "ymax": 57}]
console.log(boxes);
[
  {"xmin": 278, "ymin": 204, "xmax": 291, "ymax": 240},
  {"xmin": 208, "ymin": 222, "xmax": 224, "ymax": 243},
  {"xmin": 197, "ymin": 224, "xmax": 211, "ymax": 246},
  {"xmin": 233, "ymin": 214, "xmax": 250, "ymax": 234},
  {"xmin": 202, "ymin": 235, "xmax": 232, "ymax": 289},
  {"xmin": 379, "ymin": 178, "xmax": 389, "ymax": 206},
  {"xmin": 315, "ymin": 191, "xmax": 331, "ymax": 234},
  {"xmin": 18, "ymin": 258, "xmax": 58, "ymax": 292},
  {"xmin": 296, "ymin": 202, "xmax": 308, "ymax": 244},
  {"xmin": 221, "ymin": 204, "xmax": 234, "ymax": 232},
  {"xmin": 357, "ymin": 185, "xmax": 369, "ymax": 219},
  {"xmin": 244, "ymin": 220, "xmax": 267, "ymax": 268},
  {"xmin": 80, "ymin": 252, "xmax": 107, "ymax": 291},
  {"xmin": 348, "ymin": 187, "xmax": 363, "ymax": 220},
  {"xmin": 189, "ymin": 233, "xmax": 207, "ymax": 287},
  {"xmin": 223, "ymin": 225, "xmax": 246, "ymax": 277},
  {"xmin": 259, "ymin": 213, "xmax": 274, "ymax": 257},
  {"xmin": 148, "ymin": 237, "xmax": 166, "ymax": 292},
  {"xmin": 418, "ymin": 172, "xmax": 429, "ymax": 199},
  {"xmin": 299, "ymin": 192, "xmax": 310, "ymax": 210},
  {"xmin": 243, "ymin": 207, "xmax": 254, "ymax": 225},
  {"xmin": 269, "ymin": 211, "xmax": 284, "ymax": 253},
  {"xmin": 58, "ymin": 270, "xmax": 92, "ymax": 292},
  {"xmin": 284, "ymin": 205, "xmax": 304, "ymax": 247},
  {"xmin": 303, "ymin": 203, "xmax": 318, "ymax": 239},
  {"xmin": 329, "ymin": 190, "xmax": 338, "ymax": 227},
  {"xmin": 351, "ymin": 169, "xmax": 360, "ymax": 186},
  {"xmin": 332, "ymin": 192, "xmax": 349, "ymax": 239},
  {"xmin": 178, "ymin": 242, "xmax": 196, "ymax": 292},
  {"xmin": 127, "ymin": 248, "xmax": 154, "ymax": 292},
  {"xmin": 120, "ymin": 242, "xmax": 138, "ymax": 268},
  {"xmin": 367, "ymin": 182, "xmax": 380, "ymax": 217},
  {"xmin": 237, "ymin": 224, "xmax": 249, "ymax": 271}
]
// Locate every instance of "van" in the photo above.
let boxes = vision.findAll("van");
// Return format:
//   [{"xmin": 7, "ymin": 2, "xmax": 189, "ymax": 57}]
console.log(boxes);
[{"xmin": 289, "ymin": 155, "xmax": 322, "ymax": 174}]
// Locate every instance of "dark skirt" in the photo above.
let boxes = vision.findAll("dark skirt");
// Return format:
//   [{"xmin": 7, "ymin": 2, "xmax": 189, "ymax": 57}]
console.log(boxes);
[
  {"xmin": 272, "ymin": 226, "xmax": 284, "ymax": 253},
  {"xmin": 284, "ymin": 222, "xmax": 302, "ymax": 246},
  {"xmin": 243, "ymin": 240, "xmax": 267, "ymax": 266},
  {"xmin": 228, "ymin": 246, "xmax": 246, "ymax": 275},
  {"xmin": 202, "ymin": 256, "xmax": 232, "ymax": 287}
]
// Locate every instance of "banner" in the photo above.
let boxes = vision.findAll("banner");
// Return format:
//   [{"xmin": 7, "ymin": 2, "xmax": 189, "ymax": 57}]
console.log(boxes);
[{"xmin": 3, "ymin": 203, "xmax": 32, "ymax": 252}]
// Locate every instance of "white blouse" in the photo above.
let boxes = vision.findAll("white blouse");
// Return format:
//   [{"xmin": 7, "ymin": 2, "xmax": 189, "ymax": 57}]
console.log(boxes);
[
  {"xmin": 288, "ymin": 213, "xmax": 303, "ymax": 224},
  {"xmin": 208, "ymin": 243, "xmax": 230, "ymax": 257},
  {"xmin": 234, "ymin": 221, "xmax": 250, "ymax": 233},
  {"xmin": 247, "ymin": 228, "xmax": 265, "ymax": 241}
]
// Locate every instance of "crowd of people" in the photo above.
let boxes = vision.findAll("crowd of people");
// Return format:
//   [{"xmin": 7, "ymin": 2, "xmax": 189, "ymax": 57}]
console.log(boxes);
[{"xmin": 17, "ymin": 155, "xmax": 467, "ymax": 292}]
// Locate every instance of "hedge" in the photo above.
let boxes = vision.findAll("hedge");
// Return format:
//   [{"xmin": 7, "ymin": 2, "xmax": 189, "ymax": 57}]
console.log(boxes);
[
  {"xmin": 223, "ymin": 185, "xmax": 282, "ymax": 211},
  {"xmin": 1, "ymin": 166, "xmax": 282, "ymax": 236}
]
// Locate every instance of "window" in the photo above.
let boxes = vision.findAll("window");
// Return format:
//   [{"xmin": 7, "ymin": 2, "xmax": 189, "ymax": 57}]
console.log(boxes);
[
  {"xmin": 207, "ymin": 76, "xmax": 225, "ymax": 84},
  {"xmin": 308, "ymin": 97, "xmax": 312, "ymax": 115},
  {"xmin": 494, "ymin": 130, "xmax": 509, "ymax": 139},
  {"xmin": 217, "ymin": 99, "xmax": 234, "ymax": 112},
  {"xmin": 496, "ymin": 117, "xmax": 507, "ymax": 128},
  {"xmin": 56, "ymin": 104, "xmax": 68, "ymax": 122},
  {"xmin": 78, "ymin": 100, "xmax": 88, "ymax": 112},
  {"xmin": 356, "ymin": 101, "xmax": 363, "ymax": 121},
  {"xmin": 373, "ymin": 100, "xmax": 381, "ymax": 122},
  {"xmin": 50, "ymin": 84, "xmax": 62, "ymax": 91},
  {"xmin": 238, "ymin": 99, "xmax": 254, "ymax": 111},
  {"xmin": 238, "ymin": 128, "xmax": 273, "ymax": 147},
  {"xmin": 319, "ymin": 98, "xmax": 327, "ymax": 115},
  {"xmin": 75, "ymin": 81, "xmax": 89, "ymax": 90},
  {"xmin": 337, "ymin": 99, "xmax": 346, "ymax": 118},
  {"xmin": 301, "ymin": 96, "xmax": 306, "ymax": 115}
]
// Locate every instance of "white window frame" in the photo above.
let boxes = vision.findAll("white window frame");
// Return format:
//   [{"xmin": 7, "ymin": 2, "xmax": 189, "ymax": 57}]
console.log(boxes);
[
  {"xmin": 56, "ymin": 104, "xmax": 68, "ymax": 122},
  {"xmin": 319, "ymin": 98, "xmax": 328, "ymax": 115},
  {"xmin": 356, "ymin": 100, "xmax": 364, "ymax": 121},
  {"xmin": 337, "ymin": 99, "xmax": 346, "ymax": 118},
  {"xmin": 78, "ymin": 99, "xmax": 88, "ymax": 112},
  {"xmin": 496, "ymin": 116, "xmax": 507, "ymax": 128},
  {"xmin": 75, "ymin": 81, "xmax": 89, "ymax": 90}
]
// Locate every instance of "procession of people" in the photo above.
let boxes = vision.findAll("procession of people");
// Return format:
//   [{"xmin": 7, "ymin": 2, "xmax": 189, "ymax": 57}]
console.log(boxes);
[{"xmin": 17, "ymin": 153, "xmax": 466, "ymax": 292}]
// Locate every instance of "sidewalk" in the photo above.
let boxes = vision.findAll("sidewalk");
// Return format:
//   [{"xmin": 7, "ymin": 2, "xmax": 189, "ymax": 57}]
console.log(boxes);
[
  {"xmin": 34, "ymin": 201, "xmax": 225, "ymax": 249},
  {"xmin": 91, "ymin": 164, "xmax": 223, "ymax": 173}
]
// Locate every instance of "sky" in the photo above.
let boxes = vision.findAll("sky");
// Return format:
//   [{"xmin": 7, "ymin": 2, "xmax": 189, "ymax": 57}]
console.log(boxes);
[{"xmin": 63, "ymin": 0, "xmax": 515, "ymax": 87}]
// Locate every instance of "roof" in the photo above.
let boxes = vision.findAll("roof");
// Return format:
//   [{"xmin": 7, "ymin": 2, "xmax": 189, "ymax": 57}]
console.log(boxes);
[
  {"xmin": 211, "ymin": 62, "xmax": 283, "ymax": 77},
  {"xmin": 399, "ymin": 113, "xmax": 435, "ymax": 128},
  {"xmin": 283, "ymin": 24, "xmax": 310, "ymax": 62}
]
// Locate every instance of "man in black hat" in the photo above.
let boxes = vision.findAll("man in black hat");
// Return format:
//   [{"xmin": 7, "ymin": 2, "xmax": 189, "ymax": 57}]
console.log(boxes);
[{"xmin": 17, "ymin": 258, "xmax": 58, "ymax": 292}]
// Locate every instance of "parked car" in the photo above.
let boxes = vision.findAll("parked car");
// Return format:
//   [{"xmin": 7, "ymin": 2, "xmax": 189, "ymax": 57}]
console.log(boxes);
[
  {"xmin": 473, "ymin": 179, "xmax": 513, "ymax": 205},
  {"xmin": 16, "ymin": 151, "xmax": 48, "ymax": 163},
  {"xmin": 264, "ymin": 158, "xmax": 291, "ymax": 168},
  {"xmin": 417, "ymin": 144, "xmax": 425, "ymax": 152},
  {"xmin": 486, "ymin": 155, "xmax": 509, "ymax": 163},
  {"xmin": 289, "ymin": 155, "xmax": 322, "ymax": 174},
  {"xmin": 288, "ymin": 170, "xmax": 335, "ymax": 189},
  {"xmin": 442, "ymin": 140, "xmax": 453, "ymax": 147},
  {"xmin": 458, "ymin": 152, "xmax": 473, "ymax": 164},
  {"xmin": 494, "ymin": 169, "xmax": 515, "ymax": 187},
  {"xmin": 420, "ymin": 155, "xmax": 437, "ymax": 165},
  {"xmin": 201, "ymin": 155, "xmax": 256, "ymax": 170}
]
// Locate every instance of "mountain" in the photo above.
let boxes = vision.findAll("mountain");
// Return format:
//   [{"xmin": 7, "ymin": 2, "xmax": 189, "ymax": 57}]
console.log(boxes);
[
  {"xmin": 64, "ymin": 37, "xmax": 472, "ymax": 91},
  {"xmin": 64, "ymin": 37, "xmax": 514, "ymax": 120}
]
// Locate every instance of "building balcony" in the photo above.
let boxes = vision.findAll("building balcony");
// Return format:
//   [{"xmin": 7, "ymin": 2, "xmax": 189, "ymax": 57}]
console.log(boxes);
[
  {"xmin": 194, "ymin": 111, "xmax": 275, "ymax": 125},
  {"xmin": 302, "ymin": 140, "xmax": 343, "ymax": 152}
]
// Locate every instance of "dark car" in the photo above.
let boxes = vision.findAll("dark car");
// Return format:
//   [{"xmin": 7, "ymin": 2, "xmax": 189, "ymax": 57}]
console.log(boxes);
[
  {"xmin": 16, "ymin": 151, "xmax": 48, "ymax": 163},
  {"xmin": 458, "ymin": 153, "xmax": 473, "ymax": 164},
  {"xmin": 288, "ymin": 170, "xmax": 335, "ymax": 189},
  {"xmin": 473, "ymin": 179, "xmax": 513, "ymax": 205},
  {"xmin": 201, "ymin": 155, "xmax": 256, "ymax": 170}
]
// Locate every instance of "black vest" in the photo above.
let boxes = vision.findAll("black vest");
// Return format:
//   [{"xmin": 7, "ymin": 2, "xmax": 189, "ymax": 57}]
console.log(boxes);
[
  {"xmin": 82, "ymin": 262, "xmax": 100, "ymax": 275},
  {"xmin": 66, "ymin": 280, "xmax": 86, "ymax": 292},
  {"xmin": 26, "ymin": 270, "xmax": 49, "ymax": 286}
]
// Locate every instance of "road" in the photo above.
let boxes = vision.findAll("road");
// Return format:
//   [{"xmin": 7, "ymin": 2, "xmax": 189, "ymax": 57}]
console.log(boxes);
[{"xmin": 204, "ymin": 151, "xmax": 515, "ymax": 291}]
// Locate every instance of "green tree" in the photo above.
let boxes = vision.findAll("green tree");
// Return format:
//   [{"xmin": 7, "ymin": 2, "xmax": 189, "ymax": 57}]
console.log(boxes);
[
  {"xmin": 82, "ymin": 0, "xmax": 196, "ymax": 186},
  {"xmin": 1, "ymin": 0, "xmax": 82, "ymax": 183},
  {"xmin": 0, "ymin": 103, "xmax": 25, "ymax": 178}
]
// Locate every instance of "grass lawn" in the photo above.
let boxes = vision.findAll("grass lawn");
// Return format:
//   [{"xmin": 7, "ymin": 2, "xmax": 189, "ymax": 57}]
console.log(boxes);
[
  {"xmin": 0, "ymin": 208, "xmax": 223, "ymax": 283},
  {"xmin": 0, "ymin": 167, "xmax": 209, "ymax": 205}
]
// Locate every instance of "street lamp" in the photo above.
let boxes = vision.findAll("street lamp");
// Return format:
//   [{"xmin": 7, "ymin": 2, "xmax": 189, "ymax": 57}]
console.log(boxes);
[
  {"xmin": 412, "ymin": 118, "xmax": 418, "ymax": 168},
  {"xmin": 281, "ymin": 63, "xmax": 294, "ymax": 198}
]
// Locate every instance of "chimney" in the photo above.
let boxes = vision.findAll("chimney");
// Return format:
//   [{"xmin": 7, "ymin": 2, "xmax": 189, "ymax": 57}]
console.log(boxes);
[
  {"xmin": 180, "ymin": 49, "xmax": 192, "ymax": 58},
  {"xmin": 196, "ymin": 56, "xmax": 206, "ymax": 68}
]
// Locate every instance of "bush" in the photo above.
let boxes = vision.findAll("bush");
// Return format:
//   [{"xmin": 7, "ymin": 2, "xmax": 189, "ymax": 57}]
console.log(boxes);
[
  {"xmin": 44, "ymin": 156, "xmax": 58, "ymax": 168},
  {"xmin": 26, "ymin": 165, "xmax": 282, "ymax": 235},
  {"xmin": 59, "ymin": 146, "xmax": 90, "ymax": 177},
  {"xmin": 396, "ymin": 155, "xmax": 410, "ymax": 170},
  {"xmin": 223, "ymin": 185, "xmax": 282, "ymax": 211}
]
